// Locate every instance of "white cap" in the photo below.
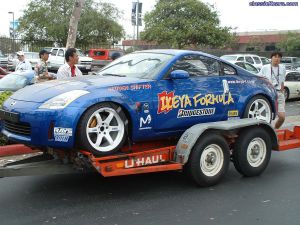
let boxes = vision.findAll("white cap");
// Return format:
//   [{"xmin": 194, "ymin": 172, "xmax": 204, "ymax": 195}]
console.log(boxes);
[{"xmin": 16, "ymin": 51, "xmax": 24, "ymax": 56}]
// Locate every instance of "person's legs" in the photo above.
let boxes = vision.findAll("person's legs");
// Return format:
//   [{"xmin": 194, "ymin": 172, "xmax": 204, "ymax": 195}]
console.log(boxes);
[
  {"xmin": 275, "ymin": 112, "xmax": 285, "ymax": 129},
  {"xmin": 275, "ymin": 92, "xmax": 285, "ymax": 129}
]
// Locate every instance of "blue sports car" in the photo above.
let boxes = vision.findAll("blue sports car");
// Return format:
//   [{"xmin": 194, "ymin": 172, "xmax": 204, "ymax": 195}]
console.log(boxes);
[{"xmin": 0, "ymin": 50, "xmax": 277, "ymax": 156}]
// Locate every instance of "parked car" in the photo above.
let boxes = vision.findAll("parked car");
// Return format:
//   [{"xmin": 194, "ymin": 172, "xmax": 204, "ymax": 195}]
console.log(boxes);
[
  {"xmin": 284, "ymin": 70, "xmax": 300, "ymax": 100},
  {"xmin": 49, "ymin": 48, "xmax": 92, "ymax": 72},
  {"xmin": 0, "ymin": 67, "xmax": 9, "ymax": 79},
  {"xmin": 0, "ymin": 49, "xmax": 277, "ymax": 156},
  {"xmin": 8, "ymin": 52, "xmax": 50, "ymax": 71},
  {"xmin": 0, "ymin": 70, "xmax": 35, "ymax": 92},
  {"xmin": 234, "ymin": 61, "xmax": 259, "ymax": 74},
  {"xmin": 221, "ymin": 54, "xmax": 263, "ymax": 71},
  {"xmin": 281, "ymin": 57, "xmax": 300, "ymax": 70},
  {"xmin": 260, "ymin": 57, "xmax": 271, "ymax": 65},
  {"xmin": 86, "ymin": 48, "xmax": 125, "ymax": 68},
  {"xmin": 0, "ymin": 51, "xmax": 8, "ymax": 70}
]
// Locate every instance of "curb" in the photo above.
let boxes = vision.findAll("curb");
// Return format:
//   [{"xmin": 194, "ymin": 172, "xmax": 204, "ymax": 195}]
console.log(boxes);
[{"xmin": 0, "ymin": 144, "xmax": 40, "ymax": 157}]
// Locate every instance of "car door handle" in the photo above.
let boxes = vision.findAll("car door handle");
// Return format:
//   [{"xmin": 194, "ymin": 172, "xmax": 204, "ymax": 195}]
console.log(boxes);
[{"xmin": 222, "ymin": 79, "xmax": 229, "ymax": 94}]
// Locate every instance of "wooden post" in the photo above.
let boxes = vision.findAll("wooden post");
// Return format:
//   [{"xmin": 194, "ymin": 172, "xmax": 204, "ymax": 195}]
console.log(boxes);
[{"xmin": 66, "ymin": 0, "xmax": 85, "ymax": 48}]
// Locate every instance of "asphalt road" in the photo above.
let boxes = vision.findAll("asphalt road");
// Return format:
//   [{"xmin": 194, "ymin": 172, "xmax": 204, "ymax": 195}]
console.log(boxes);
[{"xmin": 0, "ymin": 100, "xmax": 300, "ymax": 225}]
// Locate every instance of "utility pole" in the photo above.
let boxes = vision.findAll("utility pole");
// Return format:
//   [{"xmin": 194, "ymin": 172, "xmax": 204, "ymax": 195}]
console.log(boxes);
[{"xmin": 66, "ymin": 0, "xmax": 85, "ymax": 48}]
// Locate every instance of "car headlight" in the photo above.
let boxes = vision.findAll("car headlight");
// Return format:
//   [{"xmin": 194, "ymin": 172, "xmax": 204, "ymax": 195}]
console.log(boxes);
[{"xmin": 39, "ymin": 90, "xmax": 89, "ymax": 109}]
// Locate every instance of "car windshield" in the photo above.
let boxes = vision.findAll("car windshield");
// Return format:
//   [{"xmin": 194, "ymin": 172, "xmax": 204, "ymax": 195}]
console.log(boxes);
[
  {"xmin": 76, "ymin": 49, "xmax": 85, "ymax": 57},
  {"xmin": 0, "ymin": 74, "xmax": 28, "ymax": 91},
  {"xmin": 97, "ymin": 52, "xmax": 174, "ymax": 79},
  {"xmin": 221, "ymin": 55, "xmax": 237, "ymax": 62},
  {"xmin": 281, "ymin": 58, "xmax": 292, "ymax": 63}
]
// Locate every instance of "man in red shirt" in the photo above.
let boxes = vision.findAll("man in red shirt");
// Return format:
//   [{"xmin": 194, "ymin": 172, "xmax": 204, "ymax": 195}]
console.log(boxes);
[{"xmin": 57, "ymin": 48, "xmax": 83, "ymax": 79}]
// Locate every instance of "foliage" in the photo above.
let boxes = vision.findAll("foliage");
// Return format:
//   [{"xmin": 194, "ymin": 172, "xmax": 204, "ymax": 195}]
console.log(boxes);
[
  {"xmin": 141, "ymin": 0, "xmax": 233, "ymax": 49},
  {"xmin": 0, "ymin": 91, "xmax": 13, "ymax": 146},
  {"xmin": 0, "ymin": 91, "xmax": 13, "ymax": 107},
  {"xmin": 277, "ymin": 32, "xmax": 300, "ymax": 55},
  {"xmin": 18, "ymin": 0, "xmax": 125, "ymax": 47},
  {"xmin": 0, "ymin": 36, "xmax": 21, "ymax": 54}
]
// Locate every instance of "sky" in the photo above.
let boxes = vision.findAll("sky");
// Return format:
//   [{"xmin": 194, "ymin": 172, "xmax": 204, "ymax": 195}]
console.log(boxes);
[{"xmin": 1, "ymin": 0, "xmax": 300, "ymax": 38}]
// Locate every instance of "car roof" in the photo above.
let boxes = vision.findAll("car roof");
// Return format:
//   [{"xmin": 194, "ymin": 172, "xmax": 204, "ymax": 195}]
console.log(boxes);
[
  {"xmin": 135, "ymin": 49, "xmax": 221, "ymax": 60},
  {"xmin": 221, "ymin": 54, "xmax": 260, "ymax": 57}
]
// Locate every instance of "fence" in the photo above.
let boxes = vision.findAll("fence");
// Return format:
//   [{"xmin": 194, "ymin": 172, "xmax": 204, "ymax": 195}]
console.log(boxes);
[{"xmin": 1, "ymin": 36, "xmax": 300, "ymax": 58}]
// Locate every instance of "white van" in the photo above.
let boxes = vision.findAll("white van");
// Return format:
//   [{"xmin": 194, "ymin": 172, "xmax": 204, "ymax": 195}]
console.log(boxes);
[{"xmin": 221, "ymin": 54, "xmax": 263, "ymax": 71}]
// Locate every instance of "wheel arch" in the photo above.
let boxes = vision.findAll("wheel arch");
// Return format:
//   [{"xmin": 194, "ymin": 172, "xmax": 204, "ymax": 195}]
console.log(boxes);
[
  {"xmin": 175, "ymin": 119, "xmax": 278, "ymax": 164},
  {"xmin": 74, "ymin": 100, "xmax": 134, "ymax": 147},
  {"xmin": 241, "ymin": 93, "xmax": 277, "ymax": 120}
]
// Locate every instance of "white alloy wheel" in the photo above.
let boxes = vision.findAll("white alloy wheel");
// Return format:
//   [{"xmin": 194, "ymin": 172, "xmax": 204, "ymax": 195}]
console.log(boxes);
[
  {"xmin": 86, "ymin": 107, "xmax": 125, "ymax": 153},
  {"xmin": 200, "ymin": 144, "xmax": 224, "ymax": 177},
  {"xmin": 247, "ymin": 98, "xmax": 271, "ymax": 122},
  {"xmin": 246, "ymin": 137, "xmax": 267, "ymax": 167}
]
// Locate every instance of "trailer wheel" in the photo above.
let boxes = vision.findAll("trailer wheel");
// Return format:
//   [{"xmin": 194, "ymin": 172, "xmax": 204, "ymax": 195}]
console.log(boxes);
[
  {"xmin": 233, "ymin": 127, "xmax": 271, "ymax": 177},
  {"xmin": 185, "ymin": 133, "xmax": 230, "ymax": 187}
]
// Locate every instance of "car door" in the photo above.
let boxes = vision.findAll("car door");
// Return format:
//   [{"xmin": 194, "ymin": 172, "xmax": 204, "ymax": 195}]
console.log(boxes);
[{"xmin": 153, "ymin": 54, "xmax": 235, "ymax": 132}]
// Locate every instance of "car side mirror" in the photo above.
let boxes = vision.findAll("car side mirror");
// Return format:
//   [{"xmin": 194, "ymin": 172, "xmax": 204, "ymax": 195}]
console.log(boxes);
[{"xmin": 170, "ymin": 70, "xmax": 189, "ymax": 79}]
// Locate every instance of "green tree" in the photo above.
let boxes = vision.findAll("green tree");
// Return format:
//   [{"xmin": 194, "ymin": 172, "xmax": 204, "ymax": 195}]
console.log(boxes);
[
  {"xmin": 18, "ymin": 0, "xmax": 124, "ymax": 47},
  {"xmin": 141, "ymin": 0, "xmax": 233, "ymax": 49},
  {"xmin": 277, "ymin": 32, "xmax": 300, "ymax": 55}
]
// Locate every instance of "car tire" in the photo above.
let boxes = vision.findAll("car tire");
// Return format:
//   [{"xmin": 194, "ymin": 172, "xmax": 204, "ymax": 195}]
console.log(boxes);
[
  {"xmin": 233, "ymin": 127, "xmax": 271, "ymax": 177},
  {"xmin": 77, "ymin": 102, "xmax": 128, "ymax": 156},
  {"xmin": 243, "ymin": 95, "xmax": 272, "ymax": 123},
  {"xmin": 284, "ymin": 87, "xmax": 289, "ymax": 101},
  {"xmin": 185, "ymin": 133, "xmax": 230, "ymax": 187}
]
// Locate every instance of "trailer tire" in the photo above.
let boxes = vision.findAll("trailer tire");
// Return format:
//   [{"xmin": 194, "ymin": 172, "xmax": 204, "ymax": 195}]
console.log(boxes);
[
  {"xmin": 185, "ymin": 133, "xmax": 230, "ymax": 187},
  {"xmin": 233, "ymin": 127, "xmax": 271, "ymax": 177}
]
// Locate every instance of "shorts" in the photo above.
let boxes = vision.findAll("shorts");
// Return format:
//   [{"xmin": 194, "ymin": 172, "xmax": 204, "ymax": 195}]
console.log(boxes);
[{"xmin": 277, "ymin": 91, "xmax": 285, "ymax": 113}]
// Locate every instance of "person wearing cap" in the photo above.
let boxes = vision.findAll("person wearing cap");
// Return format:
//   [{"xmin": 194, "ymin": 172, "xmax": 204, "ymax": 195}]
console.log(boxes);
[
  {"xmin": 35, "ymin": 49, "xmax": 55, "ymax": 82},
  {"xmin": 258, "ymin": 51, "xmax": 286, "ymax": 129},
  {"xmin": 15, "ymin": 51, "xmax": 32, "ymax": 71},
  {"xmin": 57, "ymin": 48, "xmax": 82, "ymax": 79}
]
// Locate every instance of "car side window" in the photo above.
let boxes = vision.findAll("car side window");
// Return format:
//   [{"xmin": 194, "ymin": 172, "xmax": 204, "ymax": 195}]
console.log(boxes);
[
  {"xmin": 245, "ymin": 56, "xmax": 254, "ymax": 64},
  {"xmin": 58, "ymin": 49, "xmax": 64, "ymax": 57},
  {"xmin": 172, "ymin": 55, "xmax": 220, "ymax": 77},
  {"xmin": 237, "ymin": 57, "xmax": 244, "ymax": 61},
  {"xmin": 253, "ymin": 57, "xmax": 261, "ymax": 64},
  {"xmin": 286, "ymin": 74, "xmax": 294, "ymax": 81},
  {"xmin": 245, "ymin": 63, "xmax": 257, "ymax": 72},
  {"xmin": 51, "ymin": 49, "xmax": 58, "ymax": 56},
  {"xmin": 221, "ymin": 63, "xmax": 237, "ymax": 75},
  {"xmin": 95, "ymin": 51, "xmax": 105, "ymax": 56}
]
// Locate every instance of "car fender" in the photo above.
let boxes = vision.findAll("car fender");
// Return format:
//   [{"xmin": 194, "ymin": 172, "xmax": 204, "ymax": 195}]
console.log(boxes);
[{"xmin": 174, "ymin": 118, "xmax": 278, "ymax": 164}]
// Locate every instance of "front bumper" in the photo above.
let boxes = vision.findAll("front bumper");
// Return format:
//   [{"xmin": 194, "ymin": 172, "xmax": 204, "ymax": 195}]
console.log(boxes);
[{"xmin": 1, "ymin": 99, "xmax": 85, "ymax": 149}]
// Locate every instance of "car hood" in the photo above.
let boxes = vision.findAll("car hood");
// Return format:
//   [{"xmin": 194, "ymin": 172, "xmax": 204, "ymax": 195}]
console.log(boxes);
[
  {"xmin": 10, "ymin": 75, "xmax": 152, "ymax": 103},
  {"xmin": 79, "ymin": 56, "xmax": 92, "ymax": 62}
]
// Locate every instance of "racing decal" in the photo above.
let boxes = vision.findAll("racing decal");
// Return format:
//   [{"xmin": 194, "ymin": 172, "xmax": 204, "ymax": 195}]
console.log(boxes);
[
  {"xmin": 157, "ymin": 91, "xmax": 234, "ymax": 114},
  {"xmin": 227, "ymin": 80, "xmax": 255, "ymax": 84},
  {"xmin": 124, "ymin": 154, "xmax": 166, "ymax": 168},
  {"xmin": 108, "ymin": 83, "xmax": 152, "ymax": 91},
  {"xmin": 177, "ymin": 108, "xmax": 215, "ymax": 118},
  {"xmin": 54, "ymin": 127, "xmax": 73, "ymax": 142},
  {"xmin": 139, "ymin": 115, "xmax": 152, "ymax": 130},
  {"xmin": 228, "ymin": 110, "xmax": 239, "ymax": 117},
  {"xmin": 143, "ymin": 103, "xmax": 150, "ymax": 114}
]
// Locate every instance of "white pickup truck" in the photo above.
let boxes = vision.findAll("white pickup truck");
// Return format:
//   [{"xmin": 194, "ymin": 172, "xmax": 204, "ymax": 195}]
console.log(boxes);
[{"xmin": 49, "ymin": 48, "xmax": 93, "ymax": 73}]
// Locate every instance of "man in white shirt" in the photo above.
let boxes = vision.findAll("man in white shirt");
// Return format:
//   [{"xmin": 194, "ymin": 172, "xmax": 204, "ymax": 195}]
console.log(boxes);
[
  {"xmin": 57, "ymin": 48, "xmax": 83, "ymax": 79},
  {"xmin": 15, "ymin": 51, "xmax": 32, "ymax": 71},
  {"xmin": 258, "ymin": 51, "xmax": 286, "ymax": 129}
]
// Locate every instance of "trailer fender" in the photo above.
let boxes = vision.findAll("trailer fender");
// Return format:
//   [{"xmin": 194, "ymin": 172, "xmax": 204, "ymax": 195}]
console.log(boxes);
[{"xmin": 174, "ymin": 118, "xmax": 278, "ymax": 164}]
